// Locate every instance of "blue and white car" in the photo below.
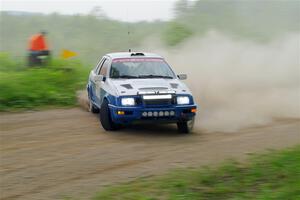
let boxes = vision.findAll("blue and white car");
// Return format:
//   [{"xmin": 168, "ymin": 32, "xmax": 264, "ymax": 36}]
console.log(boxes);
[{"xmin": 87, "ymin": 52, "xmax": 197, "ymax": 133}]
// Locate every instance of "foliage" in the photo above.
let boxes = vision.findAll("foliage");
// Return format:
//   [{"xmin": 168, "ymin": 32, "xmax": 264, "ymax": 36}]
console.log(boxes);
[
  {"xmin": 162, "ymin": 22, "xmax": 193, "ymax": 46},
  {"xmin": 0, "ymin": 53, "xmax": 90, "ymax": 111},
  {"xmin": 173, "ymin": 0, "xmax": 300, "ymax": 42},
  {"xmin": 93, "ymin": 145, "xmax": 300, "ymax": 200}
]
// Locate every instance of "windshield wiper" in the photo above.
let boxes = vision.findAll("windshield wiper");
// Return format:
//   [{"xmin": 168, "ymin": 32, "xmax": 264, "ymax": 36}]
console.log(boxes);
[
  {"xmin": 113, "ymin": 75, "xmax": 138, "ymax": 79},
  {"xmin": 138, "ymin": 75, "xmax": 173, "ymax": 79}
]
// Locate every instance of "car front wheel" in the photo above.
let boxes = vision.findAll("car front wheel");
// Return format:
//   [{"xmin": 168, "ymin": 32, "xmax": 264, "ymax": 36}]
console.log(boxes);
[
  {"xmin": 99, "ymin": 99, "xmax": 120, "ymax": 131},
  {"xmin": 177, "ymin": 117, "xmax": 195, "ymax": 133}
]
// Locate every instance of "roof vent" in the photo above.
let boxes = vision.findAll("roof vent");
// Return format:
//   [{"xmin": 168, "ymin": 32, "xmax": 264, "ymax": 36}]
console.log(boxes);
[{"xmin": 131, "ymin": 52, "xmax": 144, "ymax": 56}]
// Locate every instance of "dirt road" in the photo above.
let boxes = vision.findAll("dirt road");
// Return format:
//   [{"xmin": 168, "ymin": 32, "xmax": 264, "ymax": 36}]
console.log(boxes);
[{"xmin": 0, "ymin": 108, "xmax": 299, "ymax": 200}]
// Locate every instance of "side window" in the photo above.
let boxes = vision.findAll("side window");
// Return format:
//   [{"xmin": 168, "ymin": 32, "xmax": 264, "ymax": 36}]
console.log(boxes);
[
  {"xmin": 95, "ymin": 57, "xmax": 105, "ymax": 74},
  {"xmin": 99, "ymin": 59, "xmax": 110, "ymax": 76}
]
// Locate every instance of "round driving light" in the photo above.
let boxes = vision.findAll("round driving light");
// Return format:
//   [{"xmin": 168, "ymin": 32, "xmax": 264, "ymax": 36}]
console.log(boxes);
[
  {"xmin": 159, "ymin": 111, "xmax": 164, "ymax": 117},
  {"xmin": 153, "ymin": 111, "xmax": 158, "ymax": 117},
  {"xmin": 148, "ymin": 111, "xmax": 153, "ymax": 117},
  {"xmin": 164, "ymin": 111, "xmax": 169, "ymax": 116},
  {"xmin": 142, "ymin": 112, "xmax": 147, "ymax": 117},
  {"xmin": 170, "ymin": 111, "xmax": 175, "ymax": 116}
]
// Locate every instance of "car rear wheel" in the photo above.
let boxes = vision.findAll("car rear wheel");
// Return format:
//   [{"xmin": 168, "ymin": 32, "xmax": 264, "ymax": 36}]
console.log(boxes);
[
  {"xmin": 89, "ymin": 100, "xmax": 99, "ymax": 113},
  {"xmin": 100, "ymin": 99, "xmax": 120, "ymax": 131},
  {"xmin": 177, "ymin": 117, "xmax": 194, "ymax": 133}
]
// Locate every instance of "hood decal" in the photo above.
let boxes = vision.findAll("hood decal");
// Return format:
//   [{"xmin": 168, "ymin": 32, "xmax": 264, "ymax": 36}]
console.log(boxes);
[{"xmin": 121, "ymin": 84, "xmax": 133, "ymax": 89}]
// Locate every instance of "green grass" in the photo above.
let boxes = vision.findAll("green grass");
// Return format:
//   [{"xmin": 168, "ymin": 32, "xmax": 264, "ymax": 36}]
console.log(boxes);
[
  {"xmin": 0, "ymin": 53, "xmax": 90, "ymax": 111},
  {"xmin": 92, "ymin": 146, "xmax": 300, "ymax": 200}
]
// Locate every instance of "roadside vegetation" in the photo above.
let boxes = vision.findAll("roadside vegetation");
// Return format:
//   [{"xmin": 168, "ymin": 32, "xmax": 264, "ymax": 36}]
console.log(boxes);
[
  {"xmin": 92, "ymin": 145, "xmax": 300, "ymax": 200},
  {"xmin": 0, "ymin": 53, "xmax": 90, "ymax": 111},
  {"xmin": 163, "ymin": 22, "xmax": 193, "ymax": 46}
]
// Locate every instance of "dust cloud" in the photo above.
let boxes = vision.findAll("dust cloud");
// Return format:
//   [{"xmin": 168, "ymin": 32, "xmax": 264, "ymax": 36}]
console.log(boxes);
[
  {"xmin": 77, "ymin": 90, "xmax": 89, "ymax": 111},
  {"xmin": 141, "ymin": 31, "xmax": 300, "ymax": 132}
]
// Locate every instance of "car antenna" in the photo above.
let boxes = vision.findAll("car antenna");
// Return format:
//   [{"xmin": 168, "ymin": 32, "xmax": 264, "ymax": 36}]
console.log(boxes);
[
  {"xmin": 126, "ymin": 7, "xmax": 132, "ymax": 53},
  {"xmin": 127, "ymin": 24, "xmax": 132, "ymax": 52}
]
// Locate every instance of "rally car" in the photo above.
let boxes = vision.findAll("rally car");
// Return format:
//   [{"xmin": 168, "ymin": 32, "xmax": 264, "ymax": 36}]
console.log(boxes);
[{"xmin": 87, "ymin": 52, "xmax": 197, "ymax": 133}]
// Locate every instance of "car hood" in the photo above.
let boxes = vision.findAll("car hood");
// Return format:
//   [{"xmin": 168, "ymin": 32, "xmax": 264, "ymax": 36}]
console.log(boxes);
[{"xmin": 110, "ymin": 78, "xmax": 191, "ymax": 96}]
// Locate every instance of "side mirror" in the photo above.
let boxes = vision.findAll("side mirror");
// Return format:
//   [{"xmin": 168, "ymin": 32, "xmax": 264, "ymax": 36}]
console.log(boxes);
[
  {"xmin": 94, "ymin": 75, "xmax": 106, "ymax": 82},
  {"xmin": 177, "ymin": 74, "xmax": 187, "ymax": 80}
]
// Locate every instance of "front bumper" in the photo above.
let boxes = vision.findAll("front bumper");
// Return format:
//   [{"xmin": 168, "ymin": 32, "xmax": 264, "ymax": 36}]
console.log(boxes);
[{"xmin": 109, "ymin": 104, "xmax": 197, "ymax": 124}]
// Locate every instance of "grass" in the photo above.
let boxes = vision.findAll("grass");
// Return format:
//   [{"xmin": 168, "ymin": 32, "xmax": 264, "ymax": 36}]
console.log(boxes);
[
  {"xmin": 92, "ymin": 145, "xmax": 300, "ymax": 200},
  {"xmin": 0, "ymin": 53, "xmax": 90, "ymax": 111}
]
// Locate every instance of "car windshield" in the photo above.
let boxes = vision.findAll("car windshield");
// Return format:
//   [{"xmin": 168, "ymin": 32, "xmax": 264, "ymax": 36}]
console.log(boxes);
[{"xmin": 110, "ymin": 58, "xmax": 175, "ymax": 79}]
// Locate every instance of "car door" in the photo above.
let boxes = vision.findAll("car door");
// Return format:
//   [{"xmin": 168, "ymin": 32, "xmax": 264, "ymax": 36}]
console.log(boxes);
[
  {"xmin": 96, "ymin": 58, "xmax": 110, "ymax": 106},
  {"xmin": 90, "ymin": 57, "xmax": 105, "ymax": 104}
]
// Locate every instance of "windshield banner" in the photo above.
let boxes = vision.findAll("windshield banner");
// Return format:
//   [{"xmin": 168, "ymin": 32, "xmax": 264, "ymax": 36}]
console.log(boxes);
[{"xmin": 112, "ymin": 58, "xmax": 164, "ymax": 63}]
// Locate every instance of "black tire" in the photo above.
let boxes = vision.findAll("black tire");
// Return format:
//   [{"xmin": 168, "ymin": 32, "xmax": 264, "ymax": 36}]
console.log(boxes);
[
  {"xmin": 99, "ymin": 99, "xmax": 119, "ymax": 131},
  {"xmin": 89, "ymin": 100, "xmax": 99, "ymax": 113},
  {"xmin": 177, "ymin": 117, "xmax": 195, "ymax": 133}
]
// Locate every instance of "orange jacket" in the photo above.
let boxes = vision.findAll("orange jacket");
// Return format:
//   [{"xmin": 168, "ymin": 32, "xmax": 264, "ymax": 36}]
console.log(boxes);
[{"xmin": 28, "ymin": 34, "xmax": 48, "ymax": 51}]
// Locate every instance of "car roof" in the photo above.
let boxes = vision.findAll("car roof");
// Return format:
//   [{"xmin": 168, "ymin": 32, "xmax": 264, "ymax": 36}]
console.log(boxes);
[{"xmin": 105, "ymin": 52, "xmax": 163, "ymax": 59}]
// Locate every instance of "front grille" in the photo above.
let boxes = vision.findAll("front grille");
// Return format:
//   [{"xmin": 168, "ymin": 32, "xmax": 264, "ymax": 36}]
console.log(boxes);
[
  {"xmin": 143, "ymin": 99, "xmax": 172, "ymax": 106},
  {"xmin": 141, "ymin": 95, "xmax": 175, "ymax": 107}
]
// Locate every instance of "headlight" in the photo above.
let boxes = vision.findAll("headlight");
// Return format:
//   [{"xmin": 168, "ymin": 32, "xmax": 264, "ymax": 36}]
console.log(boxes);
[
  {"xmin": 177, "ymin": 96, "xmax": 190, "ymax": 105},
  {"xmin": 121, "ymin": 97, "xmax": 135, "ymax": 106}
]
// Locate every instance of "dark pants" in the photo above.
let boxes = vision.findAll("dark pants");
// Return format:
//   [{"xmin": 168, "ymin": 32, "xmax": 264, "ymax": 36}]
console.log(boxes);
[{"xmin": 28, "ymin": 50, "xmax": 50, "ymax": 66}]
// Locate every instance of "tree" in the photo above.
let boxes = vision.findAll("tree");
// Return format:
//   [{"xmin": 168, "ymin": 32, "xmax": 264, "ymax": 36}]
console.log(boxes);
[{"xmin": 174, "ymin": 0, "xmax": 189, "ymax": 18}]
